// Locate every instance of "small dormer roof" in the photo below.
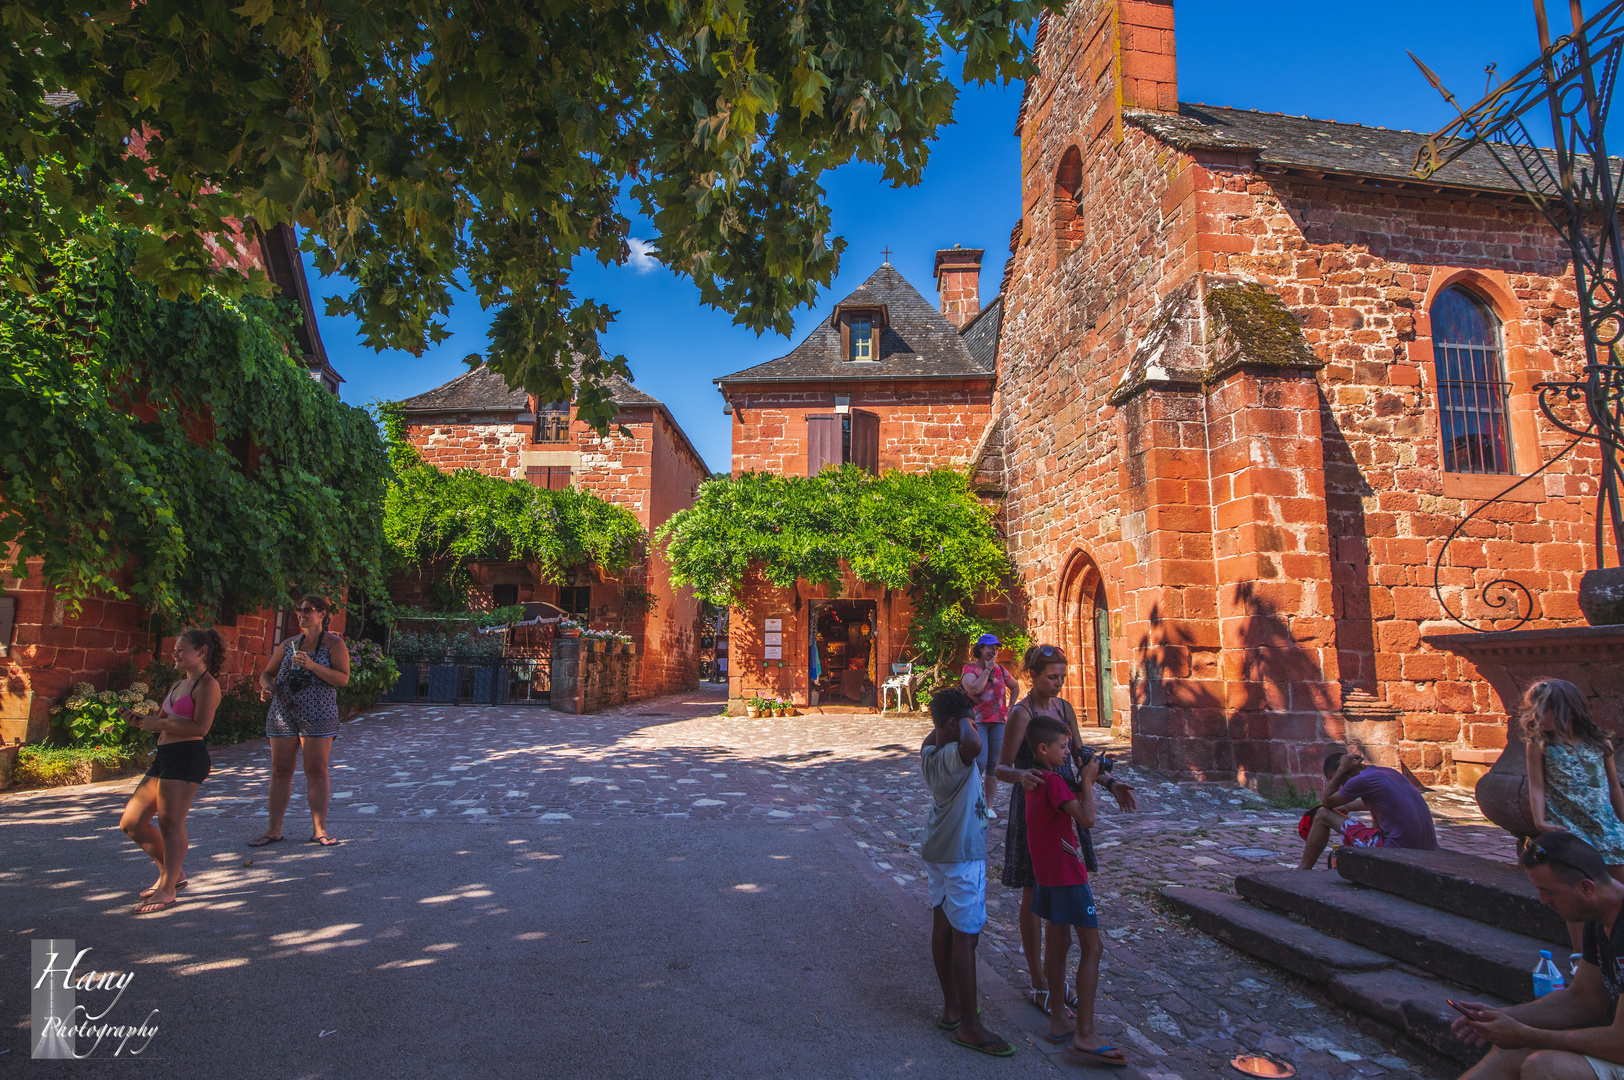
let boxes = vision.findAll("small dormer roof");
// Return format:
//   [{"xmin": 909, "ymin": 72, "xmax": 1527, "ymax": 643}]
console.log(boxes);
[{"xmin": 715, "ymin": 264, "xmax": 989, "ymax": 384}]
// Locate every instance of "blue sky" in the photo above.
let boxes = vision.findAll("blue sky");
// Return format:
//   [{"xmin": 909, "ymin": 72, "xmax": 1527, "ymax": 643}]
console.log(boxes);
[{"xmin": 307, "ymin": 0, "xmax": 1569, "ymax": 473}]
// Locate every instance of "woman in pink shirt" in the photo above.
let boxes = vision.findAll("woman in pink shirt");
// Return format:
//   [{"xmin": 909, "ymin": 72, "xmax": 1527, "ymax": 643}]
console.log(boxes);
[{"xmin": 961, "ymin": 633, "xmax": 1018, "ymax": 819}]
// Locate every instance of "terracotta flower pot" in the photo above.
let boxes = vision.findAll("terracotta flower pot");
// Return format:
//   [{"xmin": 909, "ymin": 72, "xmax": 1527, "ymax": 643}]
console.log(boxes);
[
  {"xmin": 745, "ymin": 706, "xmax": 759, "ymax": 718},
  {"xmin": 560, "ymin": 627, "xmax": 582, "ymax": 638}
]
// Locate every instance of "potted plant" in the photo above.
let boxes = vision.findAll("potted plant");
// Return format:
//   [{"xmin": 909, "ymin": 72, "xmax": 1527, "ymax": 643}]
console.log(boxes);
[
  {"xmin": 744, "ymin": 696, "xmax": 761, "ymax": 718},
  {"xmin": 558, "ymin": 618, "xmax": 583, "ymax": 639}
]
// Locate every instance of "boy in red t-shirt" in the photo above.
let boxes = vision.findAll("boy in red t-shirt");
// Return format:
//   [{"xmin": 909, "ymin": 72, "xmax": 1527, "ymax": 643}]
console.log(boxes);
[{"xmin": 1024, "ymin": 716, "xmax": 1128, "ymax": 1067}]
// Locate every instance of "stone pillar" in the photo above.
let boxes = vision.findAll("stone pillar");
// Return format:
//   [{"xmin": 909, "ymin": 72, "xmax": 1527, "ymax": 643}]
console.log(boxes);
[
  {"xmin": 550, "ymin": 637, "xmax": 582, "ymax": 714},
  {"xmin": 1204, "ymin": 365, "xmax": 1342, "ymax": 786},
  {"xmin": 1119, "ymin": 386, "xmax": 1224, "ymax": 777}
]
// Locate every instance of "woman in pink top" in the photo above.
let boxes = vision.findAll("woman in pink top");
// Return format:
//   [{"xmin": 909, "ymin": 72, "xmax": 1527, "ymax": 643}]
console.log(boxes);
[
  {"xmin": 962, "ymin": 633, "xmax": 1018, "ymax": 819},
  {"xmin": 117, "ymin": 629, "xmax": 223, "ymax": 914}
]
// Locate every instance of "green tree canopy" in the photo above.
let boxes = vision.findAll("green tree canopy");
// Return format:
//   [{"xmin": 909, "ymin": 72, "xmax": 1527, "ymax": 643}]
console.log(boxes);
[
  {"xmin": 0, "ymin": 220, "xmax": 390, "ymax": 623},
  {"xmin": 655, "ymin": 466, "xmax": 1018, "ymax": 662},
  {"xmin": 4, "ymin": 0, "xmax": 1052, "ymax": 428}
]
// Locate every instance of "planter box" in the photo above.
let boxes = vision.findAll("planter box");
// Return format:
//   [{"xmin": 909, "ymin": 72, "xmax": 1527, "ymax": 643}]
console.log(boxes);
[
  {"xmin": 381, "ymin": 668, "xmax": 417, "ymax": 703},
  {"xmin": 426, "ymin": 664, "xmax": 459, "ymax": 703}
]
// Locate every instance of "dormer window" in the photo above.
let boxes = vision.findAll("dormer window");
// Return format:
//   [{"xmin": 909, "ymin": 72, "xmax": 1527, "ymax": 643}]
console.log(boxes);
[
  {"xmin": 534, "ymin": 400, "xmax": 570, "ymax": 444},
  {"xmin": 850, "ymin": 319, "xmax": 873, "ymax": 362},
  {"xmin": 836, "ymin": 306, "xmax": 885, "ymax": 364}
]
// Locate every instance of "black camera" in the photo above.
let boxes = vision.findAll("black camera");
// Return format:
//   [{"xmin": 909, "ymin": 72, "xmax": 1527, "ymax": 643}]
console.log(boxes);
[
  {"xmin": 1074, "ymin": 744, "xmax": 1115, "ymax": 775},
  {"xmin": 276, "ymin": 668, "xmax": 315, "ymax": 696}
]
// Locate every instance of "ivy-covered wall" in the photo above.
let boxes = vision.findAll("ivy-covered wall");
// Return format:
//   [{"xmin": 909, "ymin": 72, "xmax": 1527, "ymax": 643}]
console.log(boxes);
[{"xmin": 1, "ymin": 208, "xmax": 387, "ymax": 741}]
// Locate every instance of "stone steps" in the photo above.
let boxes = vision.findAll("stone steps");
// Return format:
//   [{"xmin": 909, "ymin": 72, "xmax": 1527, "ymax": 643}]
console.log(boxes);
[
  {"xmin": 1334, "ymin": 846, "xmax": 1567, "ymax": 946},
  {"xmin": 1236, "ymin": 869, "xmax": 1551, "ymax": 1003},
  {"xmin": 1162, "ymin": 886, "xmax": 1503, "ymax": 1066}
]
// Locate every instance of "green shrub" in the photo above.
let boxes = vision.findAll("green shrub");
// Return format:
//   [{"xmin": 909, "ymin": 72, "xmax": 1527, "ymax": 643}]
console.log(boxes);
[
  {"xmin": 340, "ymin": 638, "xmax": 400, "ymax": 711},
  {"xmin": 206, "ymin": 681, "xmax": 269, "ymax": 747},
  {"xmin": 49, "ymin": 681, "xmax": 161, "ymax": 751},
  {"xmin": 15, "ymin": 745, "xmax": 141, "ymax": 787}
]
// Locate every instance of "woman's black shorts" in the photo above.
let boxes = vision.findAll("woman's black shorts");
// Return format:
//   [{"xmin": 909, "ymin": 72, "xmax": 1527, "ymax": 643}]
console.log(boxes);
[{"xmin": 145, "ymin": 740, "xmax": 211, "ymax": 785}]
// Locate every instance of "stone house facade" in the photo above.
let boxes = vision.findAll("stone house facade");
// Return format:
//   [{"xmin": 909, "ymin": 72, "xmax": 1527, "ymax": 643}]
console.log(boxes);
[
  {"xmin": 715, "ymin": 260, "xmax": 1009, "ymax": 709},
  {"xmin": 2, "ymin": 225, "xmax": 347, "ymax": 748},
  {"xmin": 393, "ymin": 367, "xmax": 708, "ymax": 698},
  {"xmin": 993, "ymin": 0, "xmax": 1594, "ymax": 787}
]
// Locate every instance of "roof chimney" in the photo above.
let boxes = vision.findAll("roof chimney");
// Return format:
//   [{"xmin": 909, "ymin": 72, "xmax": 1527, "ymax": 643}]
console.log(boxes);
[
  {"xmin": 1119, "ymin": 1, "xmax": 1178, "ymax": 112},
  {"xmin": 934, "ymin": 246, "xmax": 984, "ymax": 329}
]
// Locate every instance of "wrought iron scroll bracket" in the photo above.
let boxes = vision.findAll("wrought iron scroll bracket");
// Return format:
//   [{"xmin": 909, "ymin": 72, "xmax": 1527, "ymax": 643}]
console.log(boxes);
[{"xmin": 1432, "ymin": 430, "xmax": 1590, "ymax": 631}]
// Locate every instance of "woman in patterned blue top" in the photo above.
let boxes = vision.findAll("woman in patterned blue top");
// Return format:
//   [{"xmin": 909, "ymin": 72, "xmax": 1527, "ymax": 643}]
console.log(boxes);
[{"xmin": 249, "ymin": 594, "xmax": 350, "ymax": 848}]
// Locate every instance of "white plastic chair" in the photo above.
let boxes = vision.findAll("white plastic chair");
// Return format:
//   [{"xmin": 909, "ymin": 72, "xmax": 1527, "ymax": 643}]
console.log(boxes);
[{"xmin": 880, "ymin": 663, "xmax": 917, "ymax": 713}]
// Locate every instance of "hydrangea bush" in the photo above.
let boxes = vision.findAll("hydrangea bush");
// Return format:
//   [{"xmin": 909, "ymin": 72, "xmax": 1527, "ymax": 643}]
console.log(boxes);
[{"xmin": 50, "ymin": 681, "xmax": 161, "ymax": 750}]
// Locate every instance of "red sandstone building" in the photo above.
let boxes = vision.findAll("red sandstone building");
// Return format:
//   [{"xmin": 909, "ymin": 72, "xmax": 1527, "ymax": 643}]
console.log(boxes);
[
  {"xmin": 715, "ymin": 259, "xmax": 1005, "ymax": 708},
  {"xmin": 994, "ymin": 0, "xmax": 1595, "ymax": 788},
  {"xmin": 393, "ymin": 366, "xmax": 708, "ymax": 697},
  {"xmin": 1, "ymin": 225, "xmax": 346, "ymax": 749}
]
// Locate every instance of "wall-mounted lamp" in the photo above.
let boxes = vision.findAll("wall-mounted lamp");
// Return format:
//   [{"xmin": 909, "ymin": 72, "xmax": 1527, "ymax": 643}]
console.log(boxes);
[{"xmin": 834, "ymin": 395, "xmax": 850, "ymax": 415}]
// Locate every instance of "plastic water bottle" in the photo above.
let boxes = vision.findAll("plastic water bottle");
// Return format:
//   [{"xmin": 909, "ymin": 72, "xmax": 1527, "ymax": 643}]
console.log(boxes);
[{"xmin": 1533, "ymin": 950, "xmax": 1567, "ymax": 998}]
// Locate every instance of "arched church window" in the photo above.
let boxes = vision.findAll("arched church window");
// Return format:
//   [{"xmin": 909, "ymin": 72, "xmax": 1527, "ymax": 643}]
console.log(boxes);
[{"xmin": 1432, "ymin": 286, "xmax": 1513, "ymax": 474}]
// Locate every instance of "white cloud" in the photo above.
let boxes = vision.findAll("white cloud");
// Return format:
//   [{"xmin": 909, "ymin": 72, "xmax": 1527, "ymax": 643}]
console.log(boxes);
[{"xmin": 625, "ymin": 238, "xmax": 661, "ymax": 274}]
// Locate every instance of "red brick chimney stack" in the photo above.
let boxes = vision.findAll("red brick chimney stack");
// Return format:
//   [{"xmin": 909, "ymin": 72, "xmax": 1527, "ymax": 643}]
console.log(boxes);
[
  {"xmin": 1119, "ymin": 0, "xmax": 1178, "ymax": 113},
  {"xmin": 934, "ymin": 246, "xmax": 984, "ymax": 328}
]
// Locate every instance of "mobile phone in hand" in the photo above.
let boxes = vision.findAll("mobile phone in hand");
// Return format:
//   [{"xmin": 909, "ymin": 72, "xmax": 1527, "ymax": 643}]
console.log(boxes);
[{"xmin": 1446, "ymin": 999, "xmax": 1475, "ymax": 1018}]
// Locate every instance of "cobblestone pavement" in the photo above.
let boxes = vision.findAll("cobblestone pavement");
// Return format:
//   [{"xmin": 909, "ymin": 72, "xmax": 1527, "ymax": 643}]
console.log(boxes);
[{"xmin": 4, "ymin": 689, "xmax": 1511, "ymax": 1078}]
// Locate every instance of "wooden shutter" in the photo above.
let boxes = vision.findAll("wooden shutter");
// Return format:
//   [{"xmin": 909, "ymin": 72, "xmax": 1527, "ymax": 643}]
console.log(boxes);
[
  {"xmin": 548, "ymin": 467, "xmax": 573, "ymax": 490},
  {"xmin": 526, "ymin": 466, "xmax": 546, "ymax": 488},
  {"xmin": 850, "ymin": 410, "xmax": 879, "ymax": 474},
  {"xmin": 806, "ymin": 415, "xmax": 841, "ymax": 476}
]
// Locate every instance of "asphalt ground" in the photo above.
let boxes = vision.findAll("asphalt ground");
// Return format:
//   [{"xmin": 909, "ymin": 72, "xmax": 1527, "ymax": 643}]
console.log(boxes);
[{"xmin": 2, "ymin": 798, "xmax": 1045, "ymax": 1077}]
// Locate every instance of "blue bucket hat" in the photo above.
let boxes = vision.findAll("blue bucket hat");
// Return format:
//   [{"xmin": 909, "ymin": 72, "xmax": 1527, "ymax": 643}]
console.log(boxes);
[{"xmin": 974, "ymin": 633, "xmax": 1000, "ymax": 647}]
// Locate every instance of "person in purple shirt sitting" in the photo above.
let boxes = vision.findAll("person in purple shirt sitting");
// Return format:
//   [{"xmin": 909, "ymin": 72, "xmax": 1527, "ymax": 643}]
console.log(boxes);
[{"xmin": 1297, "ymin": 749, "xmax": 1438, "ymax": 870}]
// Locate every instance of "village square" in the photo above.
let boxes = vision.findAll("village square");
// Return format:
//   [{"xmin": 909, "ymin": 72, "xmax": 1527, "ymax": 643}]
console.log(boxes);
[{"xmin": 9, "ymin": 0, "xmax": 1624, "ymax": 1077}]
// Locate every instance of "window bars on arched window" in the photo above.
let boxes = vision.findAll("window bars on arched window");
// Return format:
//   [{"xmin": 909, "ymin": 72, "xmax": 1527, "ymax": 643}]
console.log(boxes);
[{"xmin": 1432, "ymin": 286, "xmax": 1513, "ymax": 474}]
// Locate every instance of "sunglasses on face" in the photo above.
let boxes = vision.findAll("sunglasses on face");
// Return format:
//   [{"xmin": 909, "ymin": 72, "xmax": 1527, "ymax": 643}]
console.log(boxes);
[{"xmin": 297, "ymin": 606, "xmax": 319, "ymax": 614}]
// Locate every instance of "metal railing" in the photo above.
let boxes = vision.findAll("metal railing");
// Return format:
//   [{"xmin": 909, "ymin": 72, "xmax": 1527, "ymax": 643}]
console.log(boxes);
[{"xmin": 1436, "ymin": 342, "xmax": 1514, "ymax": 474}]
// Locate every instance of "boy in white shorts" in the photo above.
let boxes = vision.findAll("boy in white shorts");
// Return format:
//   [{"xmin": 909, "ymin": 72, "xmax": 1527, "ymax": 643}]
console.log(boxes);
[{"xmin": 920, "ymin": 688, "xmax": 1012, "ymax": 1057}]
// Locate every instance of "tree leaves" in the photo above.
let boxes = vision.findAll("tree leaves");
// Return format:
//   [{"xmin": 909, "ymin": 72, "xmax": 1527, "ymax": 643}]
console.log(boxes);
[
  {"xmin": 0, "ymin": 210, "xmax": 390, "ymax": 625},
  {"xmin": 3, "ymin": 0, "xmax": 1054, "ymax": 430},
  {"xmin": 381, "ymin": 463, "xmax": 647, "ymax": 595},
  {"xmin": 654, "ymin": 465, "xmax": 1018, "ymax": 663}
]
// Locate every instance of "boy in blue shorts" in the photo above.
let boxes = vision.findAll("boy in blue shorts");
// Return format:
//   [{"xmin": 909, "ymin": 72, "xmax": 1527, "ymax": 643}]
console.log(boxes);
[
  {"xmin": 920, "ymin": 688, "xmax": 1012, "ymax": 1057},
  {"xmin": 1025, "ymin": 715, "xmax": 1128, "ymax": 1067}
]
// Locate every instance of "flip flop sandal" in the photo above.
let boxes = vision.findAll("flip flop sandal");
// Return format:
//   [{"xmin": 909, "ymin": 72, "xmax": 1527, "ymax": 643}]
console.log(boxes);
[
  {"xmin": 310, "ymin": 835, "xmax": 341, "ymax": 846},
  {"xmin": 133, "ymin": 897, "xmax": 182, "ymax": 915},
  {"xmin": 248, "ymin": 835, "xmax": 284, "ymax": 847},
  {"xmin": 1042, "ymin": 1029, "xmax": 1076, "ymax": 1044},
  {"xmin": 139, "ymin": 879, "xmax": 187, "ymax": 899},
  {"xmin": 1068, "ymin": 1044, "xmax": 1129, "ymax": 1067},
  {"xmin": 950, "ymin": 1035, "xmax": 1015, "ymax": 1058},
  {"xmin": 1028, "ymin": 987, "xmax": 1077, "ymax": 1021}
]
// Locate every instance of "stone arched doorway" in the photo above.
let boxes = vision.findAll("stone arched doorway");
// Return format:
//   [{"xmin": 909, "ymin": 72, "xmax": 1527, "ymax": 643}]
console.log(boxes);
[{"xmin": 1057, "ymin": 551, "xmax": 1114, "ymax": 729}]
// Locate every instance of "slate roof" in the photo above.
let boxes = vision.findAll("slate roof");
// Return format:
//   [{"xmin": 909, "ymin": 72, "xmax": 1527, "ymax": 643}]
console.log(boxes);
[
  {"xmin": 1126, "ymin": 104, "xmax": 1560, "ymax": 196},
  {"xmin": 716, "ymin": 264, "xmax": 992, "ymax": 383},
  {"xmin": 396, "ymin": 365, "xmax": 656, "ymax": 413},
  {"xmin": 960, "ymin": 295, "xmax": 1003, "ymax": 374},
  {"xmin": 395, "ymin": 364, "xmax": 707, "ymax": 469},
  {"xmin": 396, "ymin": 365, "xmax": 530, "ymax": 413}
]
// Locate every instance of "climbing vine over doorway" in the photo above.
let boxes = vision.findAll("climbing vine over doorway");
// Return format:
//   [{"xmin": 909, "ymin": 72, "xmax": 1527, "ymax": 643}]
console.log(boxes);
[{"xmin": 655, "ymin": 466, "xmax": 1021, "ymax": 665}]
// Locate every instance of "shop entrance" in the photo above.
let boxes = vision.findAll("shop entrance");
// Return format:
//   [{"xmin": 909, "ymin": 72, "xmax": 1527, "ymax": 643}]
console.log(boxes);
[{"xmin": 810, "ymin": 600, "xmax": 878, "ymax": 707}]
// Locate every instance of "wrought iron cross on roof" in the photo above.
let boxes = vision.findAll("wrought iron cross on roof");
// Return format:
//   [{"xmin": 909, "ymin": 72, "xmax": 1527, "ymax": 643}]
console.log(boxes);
[{"xmin": 1411, "ymin": 0, "xmax": 1624, "ymax": 629}]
